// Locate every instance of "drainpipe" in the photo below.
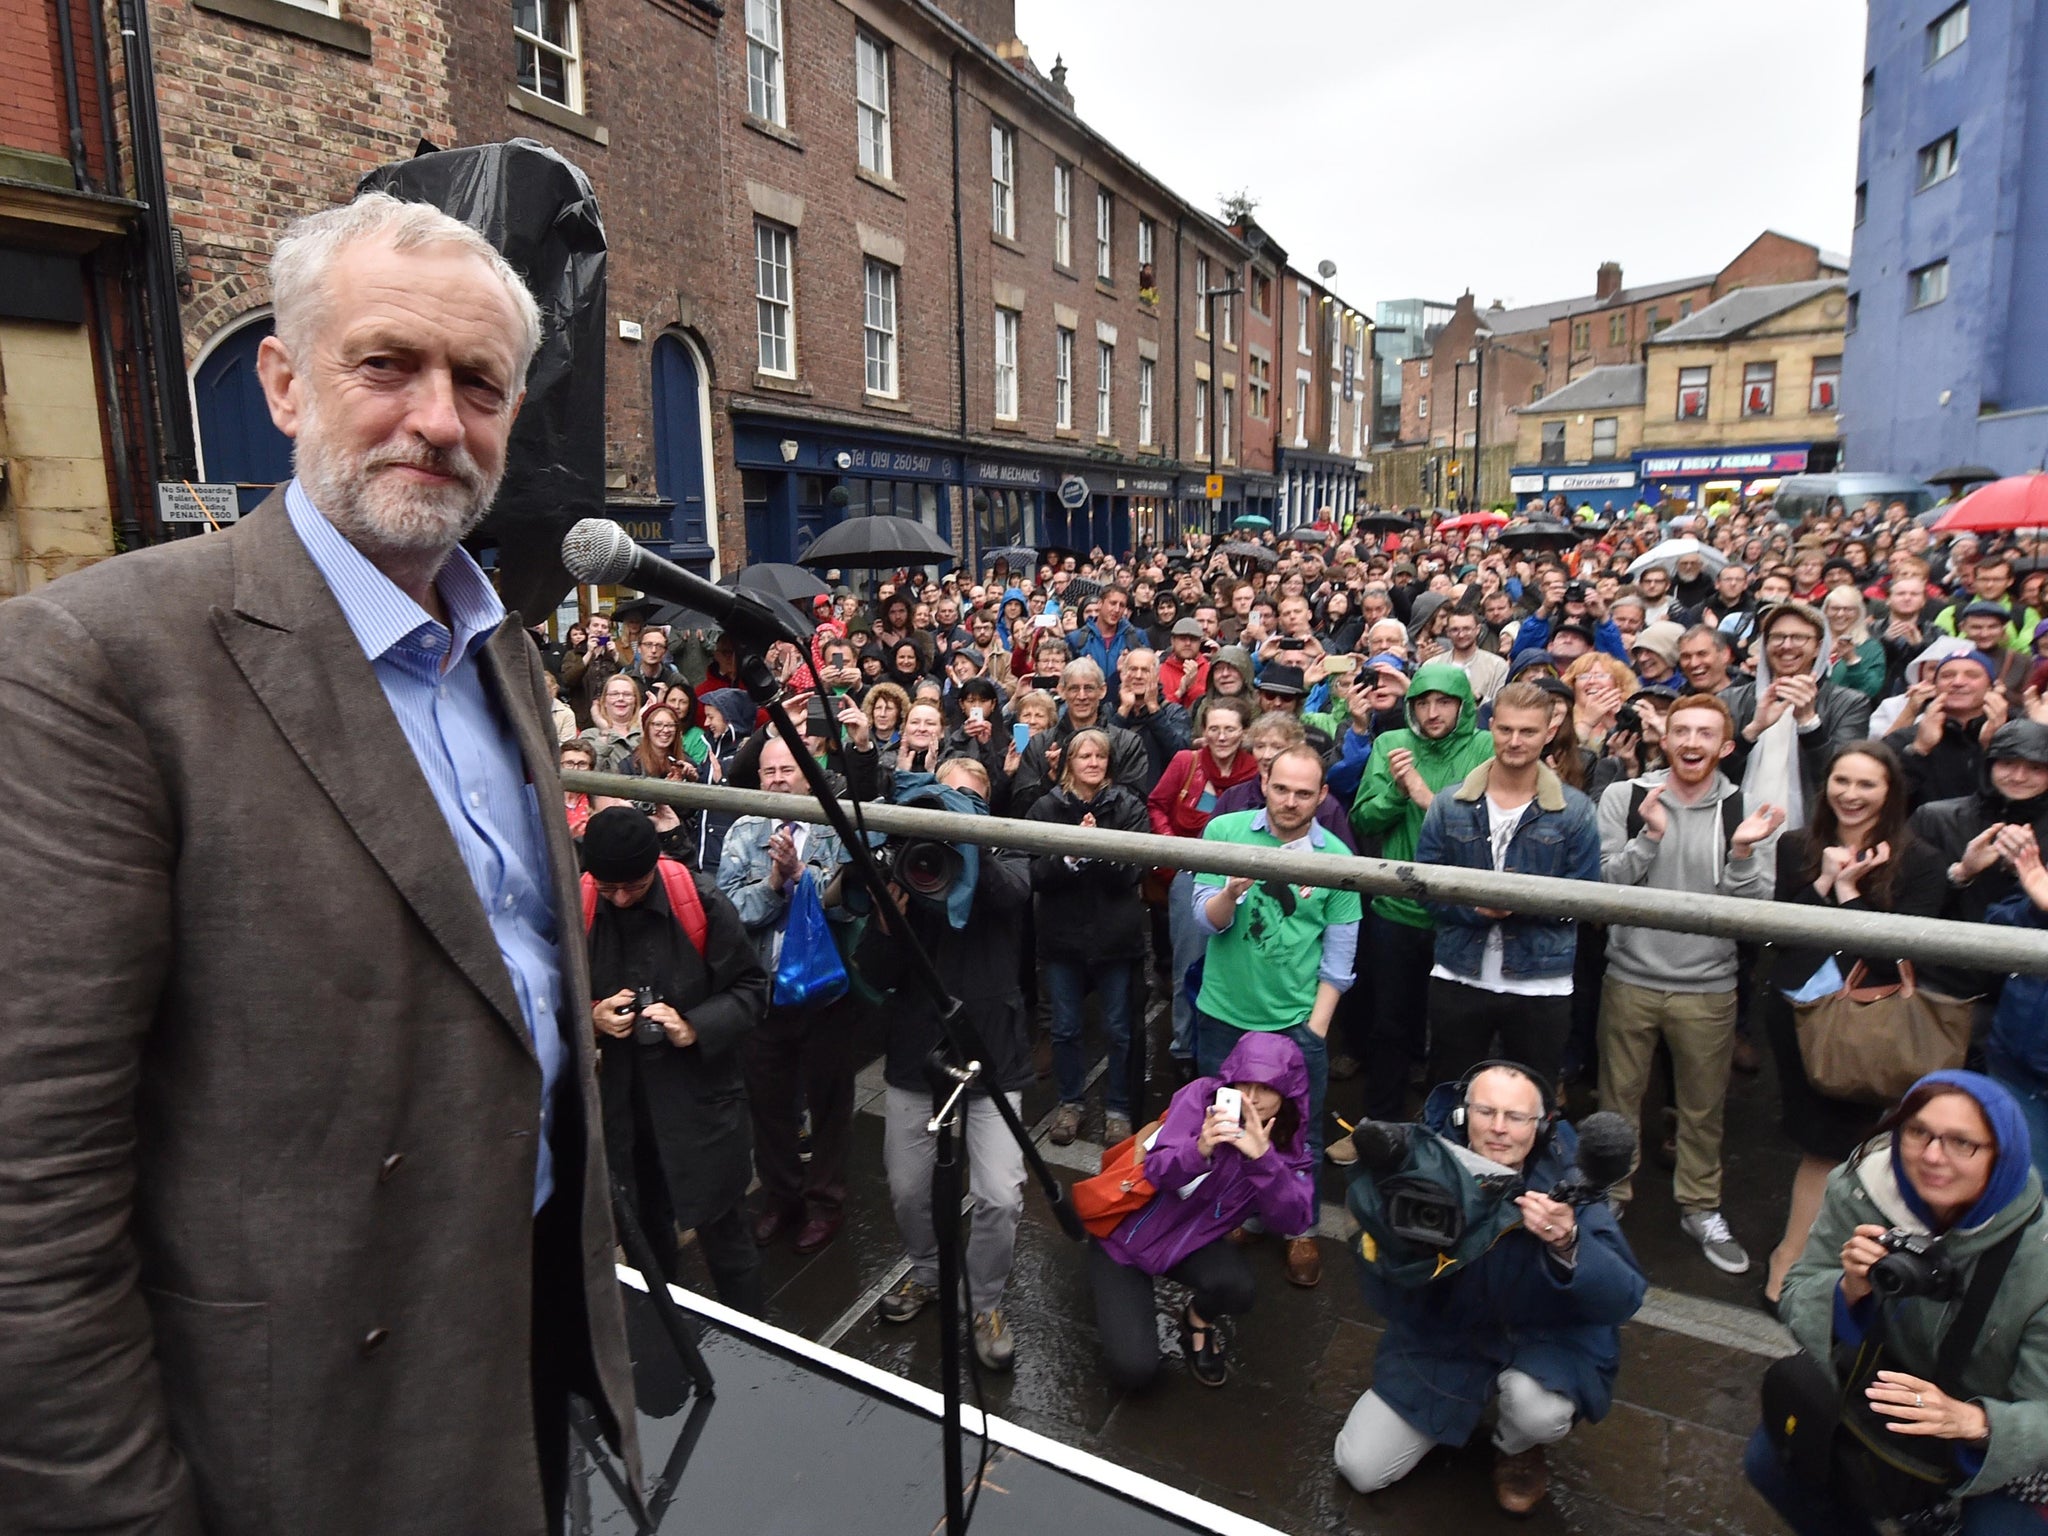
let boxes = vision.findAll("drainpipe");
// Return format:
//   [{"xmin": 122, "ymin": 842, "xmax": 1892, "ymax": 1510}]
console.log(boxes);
[
  {"xmin": 117, "ymin": 0, "xmax": 197, "ymax": 479},
  {"xmin": 948, "ymin": 52, "xmax": 972, "ymax": 568}
]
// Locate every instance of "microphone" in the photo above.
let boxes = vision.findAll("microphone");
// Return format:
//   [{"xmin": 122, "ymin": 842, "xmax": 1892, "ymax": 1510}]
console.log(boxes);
[
  {"xmin": 560, "ymin": 519, "xmax": 811, "ymax": 648},
  {"xmin": 1551, "ymin": 1111, "xmax": 1638, "ymax": 1206}
]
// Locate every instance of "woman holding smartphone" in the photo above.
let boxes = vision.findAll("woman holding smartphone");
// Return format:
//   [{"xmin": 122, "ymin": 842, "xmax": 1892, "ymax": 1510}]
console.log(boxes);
[{"xmin": 1089, "ymin": 1031, "xmax": 1314, "ymax": 1390}]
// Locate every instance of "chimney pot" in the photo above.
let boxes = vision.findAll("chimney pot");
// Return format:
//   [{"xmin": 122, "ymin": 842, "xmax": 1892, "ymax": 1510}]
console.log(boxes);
[{"xmin": 1596, "ymin": 261, "xmax": 1623, "ymax": 300}]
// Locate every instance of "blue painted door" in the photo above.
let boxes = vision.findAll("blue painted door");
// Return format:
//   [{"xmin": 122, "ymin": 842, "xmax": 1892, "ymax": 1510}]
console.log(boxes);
[
  {"xmin": 193, "ymin": 319, "xmax": 293, "ymax": 515},
  {"xmin": 651, "ymin": 334, "xmax": 712, "ymax": 565}
]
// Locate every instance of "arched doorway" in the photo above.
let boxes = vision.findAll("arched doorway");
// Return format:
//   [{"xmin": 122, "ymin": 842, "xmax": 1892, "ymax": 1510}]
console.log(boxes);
[
  {"xmin": 192, "ymin": 313, "xmax": 292, "ymax": 517},
  {"xmin": 652, "ymin": 331, "xmax": 719, "ymax": 573}
]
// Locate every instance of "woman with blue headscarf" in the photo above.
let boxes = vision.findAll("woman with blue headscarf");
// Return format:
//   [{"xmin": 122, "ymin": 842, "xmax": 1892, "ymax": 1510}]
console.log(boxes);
[{"xmin": 1746, "ymin": 1071, "xmax": 2048, "ymax": 1533}]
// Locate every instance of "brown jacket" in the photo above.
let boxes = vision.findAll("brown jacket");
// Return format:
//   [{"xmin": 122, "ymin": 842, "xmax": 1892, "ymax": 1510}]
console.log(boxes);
[{"xmin": 0, "ymin": 496, "xmax": 639, "ymax": 1533}]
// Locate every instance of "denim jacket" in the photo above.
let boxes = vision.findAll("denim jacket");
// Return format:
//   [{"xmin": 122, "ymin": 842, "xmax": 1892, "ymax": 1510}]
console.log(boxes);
[
  {"xmin": 1414, "ymin": 760, "xmax": 1602, "ymax": 982},
  {"xmin": 716, "ymin": 813, "xmax": 851, "ymax": 968}
]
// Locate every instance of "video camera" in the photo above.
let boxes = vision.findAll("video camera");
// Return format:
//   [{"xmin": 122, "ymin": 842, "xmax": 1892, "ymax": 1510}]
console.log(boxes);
[
  {"xmin": 865, "ymin": 776, "xmax": 974, "ymax": 917},
  {"xmin": 1346, "ymin": 1112, "xmax": 1637, "ymax": 1288}
]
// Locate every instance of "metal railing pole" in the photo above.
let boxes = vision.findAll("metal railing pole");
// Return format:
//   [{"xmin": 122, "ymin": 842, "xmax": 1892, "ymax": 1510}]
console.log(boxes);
[{"xmin": 564, "ymin": 773, "xmax": 2048, "ymax": 978}]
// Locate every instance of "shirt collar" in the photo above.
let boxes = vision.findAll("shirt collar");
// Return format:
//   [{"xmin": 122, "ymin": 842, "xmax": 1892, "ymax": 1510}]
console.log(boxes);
[
  {"xmin": 1249, "ymin": 806, "xmax": 1328, "ymax": 849},
  {"xmin": 285, "ymin": 478, "xmax": 504, "ymax": 665}
]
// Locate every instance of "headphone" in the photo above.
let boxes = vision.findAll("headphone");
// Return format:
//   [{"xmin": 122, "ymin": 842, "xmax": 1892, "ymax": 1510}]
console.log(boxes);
[{"xmin": 1448, "ymin": 1059, "xmax": 1559, "ymax": 1143}]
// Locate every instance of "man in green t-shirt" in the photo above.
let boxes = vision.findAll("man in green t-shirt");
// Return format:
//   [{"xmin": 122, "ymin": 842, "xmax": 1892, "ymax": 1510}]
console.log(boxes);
[{"xmin": 1192, "ymin": 745, "xmax": 1362, "ymax": 1288}]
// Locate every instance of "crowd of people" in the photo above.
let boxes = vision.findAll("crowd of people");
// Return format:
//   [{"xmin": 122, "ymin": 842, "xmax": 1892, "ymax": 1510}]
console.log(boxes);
[{"xmin": 555, "ymin": 493, "xmax": 2048, "ymax": 1521}]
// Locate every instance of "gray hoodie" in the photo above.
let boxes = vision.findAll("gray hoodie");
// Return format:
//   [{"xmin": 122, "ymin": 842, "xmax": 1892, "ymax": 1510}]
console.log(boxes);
[{"xmin": 1597, "ymin": 769, "xmax": 1775, "ymax": 992}]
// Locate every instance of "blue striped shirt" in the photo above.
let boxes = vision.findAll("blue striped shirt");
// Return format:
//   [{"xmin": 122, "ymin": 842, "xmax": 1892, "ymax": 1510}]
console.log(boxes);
[{"xmin": 285, "ymin": 480, "xmax": 567, "ymax": 1212}]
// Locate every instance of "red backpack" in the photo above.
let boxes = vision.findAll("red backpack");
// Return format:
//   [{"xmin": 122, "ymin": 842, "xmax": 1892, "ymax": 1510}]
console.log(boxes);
[{"xmin": 579, "ymin": 857, "xmax": 708, "ymax": 956}]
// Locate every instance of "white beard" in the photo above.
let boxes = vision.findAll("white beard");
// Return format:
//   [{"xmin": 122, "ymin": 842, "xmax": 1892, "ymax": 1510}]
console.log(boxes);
[{"xmin": 293, "ymin": 398, "xmax": 503, "ymax": 564}]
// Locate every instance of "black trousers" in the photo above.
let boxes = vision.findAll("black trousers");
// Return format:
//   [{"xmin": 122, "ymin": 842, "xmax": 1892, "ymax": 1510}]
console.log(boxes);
[
  {"xmin": 531, "ymin": 1190, "xmax": 601, "ymax": 1536},
  {"xmin": 1089, "ymin": 1238, "xmax": 1255, "ymax": 1392},
  {"xmin": 1362, "ymin": 916, "xmax": 1437, "ymax": 1121},
  {"xmin": 1426, "ymin": 976, "xmax": 1573, "ymax": 1095},
  {"xmin": 622, "ymin": 1090, "xmax": 765, "ymax": 1317},
  {"xmin": 741, "ymin": 999, "xmax": 857, "ymax": 1221}
]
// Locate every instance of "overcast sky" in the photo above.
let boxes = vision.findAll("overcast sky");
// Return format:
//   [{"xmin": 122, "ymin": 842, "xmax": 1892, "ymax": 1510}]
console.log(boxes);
[{"xmin": 1014, "ymin": 0, "xmax": 1866, "ymax": 314}]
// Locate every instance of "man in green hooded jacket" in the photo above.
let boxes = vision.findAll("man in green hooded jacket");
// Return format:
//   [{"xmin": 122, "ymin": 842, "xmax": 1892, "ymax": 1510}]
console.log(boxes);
[{"xmin": 1348, "ymin": 663, "xmax": 1494, "ymax": 1122}]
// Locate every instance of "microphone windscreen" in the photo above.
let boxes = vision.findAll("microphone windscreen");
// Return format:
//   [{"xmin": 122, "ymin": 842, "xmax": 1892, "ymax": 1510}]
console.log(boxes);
[
  {"xmin": 1572, "ymin": 1111, "xmax": 1638, "ymax": 1193},
  {"xmin": 1352, "ymin": 1120, "xmax": 1412, "ymax": 1175},
  {"xmin": 561, "ymin": 518, "xmax": 637, "ymax": 585}
]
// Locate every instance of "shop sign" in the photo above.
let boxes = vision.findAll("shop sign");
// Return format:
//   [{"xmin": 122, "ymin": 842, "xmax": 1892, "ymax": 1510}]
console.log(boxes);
[
  {"xmin": 1509, "ymin": 473, "xmax": 1546, "ymax": 494},
  {"xmin": 607, "ymin": 505, "xmax": 675, "ymax": 546},
  {"xmin": 1637, "ymin": 447, "xmax": 1810, "ymax": 477},
  {"xmin": 1548, "ymin": 470, "xmax": 1636, "ymax": 492},
  {"xmin": 969, "ymin": 460, "xmax": 1051, "ymax": 488},
  {"xmin": 1342, "ymin": 344, "xmax": 1358, "ymax": 402},
  {"xmin": 837, "ymin": 443, "xmax": 957, "ymax": 478},
  {"xmin": 1125, "ymin": 475, "xmax": 1174, "ymax": 495},
  {"xmin": 1056, "ymin": 474, "xmax": 1091, "ymax": 510}
]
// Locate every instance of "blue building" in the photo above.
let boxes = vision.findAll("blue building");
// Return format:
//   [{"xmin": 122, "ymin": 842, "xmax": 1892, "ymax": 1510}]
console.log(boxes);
[{"xmin": 1844, "ymin": 0, "xmax": 2048, "ymax": 476}]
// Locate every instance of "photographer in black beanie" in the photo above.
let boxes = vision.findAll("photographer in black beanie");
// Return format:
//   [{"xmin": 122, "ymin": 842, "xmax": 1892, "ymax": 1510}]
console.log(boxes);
[{"xmin": 582, "ymin": 808, "xmax": 769, "ymax": 1313}]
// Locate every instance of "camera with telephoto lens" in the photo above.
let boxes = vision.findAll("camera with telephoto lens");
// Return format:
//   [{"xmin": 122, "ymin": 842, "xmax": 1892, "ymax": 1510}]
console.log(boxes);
[
  {"xmin": 631, "ymin": 985, "xmax": 666, "ymax": 1046},
  {"xmin": 1870, "ymin": 1229, "xmax": 1958, "ymax": 1301},
  {"xmin": 872, "ymin": 835, "xmax": 966, "ymax": 909}
]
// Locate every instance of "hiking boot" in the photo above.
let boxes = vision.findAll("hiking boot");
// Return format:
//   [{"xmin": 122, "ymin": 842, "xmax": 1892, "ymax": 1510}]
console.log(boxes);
[
  {"xmin": 877, "ymin": 1276, "xmax": 935, "ymax": 1324},
  {"xmin": 1680, "ymin": 1210, "xmax": 1752, "ymax": 1275},
  {"xmin": 1325, "ymin": 1133, "xmax": 1358, "ymax": 1166},
  {"xmin": 1048, "ymin": 1103, "xmax": 1082, "ymax": 1146},
  {"xmin": 972, "ymin": 1309, "xmax": 1015, "ymax": 1371},
  {"xmin": 1103, "ymin": 1112, "xmax": 1133, "ymax": 1146},
  {"xmin": 1493, "ymin": 1446, "xmax": 1549, "ymax": 1514},
  {"xmin": 1179, "ymin": 1303, "xmax": 1228, "ymax": 1387}
]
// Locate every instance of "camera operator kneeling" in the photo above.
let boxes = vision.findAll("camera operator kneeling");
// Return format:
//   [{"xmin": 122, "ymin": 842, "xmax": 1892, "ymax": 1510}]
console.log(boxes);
[
  {"xmin": 1748, "ymin": 1071, "xmax": 2048, "ymax": 1535},
  {"xmin": 1334, "ymin": 1064, "xmax": 1647, "ymax": 1514},
  {"xmin": 1089, "ymin": 1033, "xmax": 1315, "ymax": 1391}
]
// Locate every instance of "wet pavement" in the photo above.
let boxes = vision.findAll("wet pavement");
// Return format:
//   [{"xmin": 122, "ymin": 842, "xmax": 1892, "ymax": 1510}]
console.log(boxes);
[{"xmin": 659, "ymin": 992, "xmax": 1804, "ymax": 1535}]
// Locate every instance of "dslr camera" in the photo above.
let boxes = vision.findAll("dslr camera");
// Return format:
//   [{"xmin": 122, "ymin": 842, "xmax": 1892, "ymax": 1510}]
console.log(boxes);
[{"xmin": 1870, "ymin": 1229, "xmax": 1957, "ymax": 1301}]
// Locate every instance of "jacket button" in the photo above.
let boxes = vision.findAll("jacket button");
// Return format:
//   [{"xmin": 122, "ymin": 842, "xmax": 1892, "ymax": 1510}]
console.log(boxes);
[
  {"xmin": 378, "ymin": 1153, "xmax": 405, "ymax": 1182},
  {"xmin": 361, "ymin": 1327, "xmax": 391, "ymax": 1356}
]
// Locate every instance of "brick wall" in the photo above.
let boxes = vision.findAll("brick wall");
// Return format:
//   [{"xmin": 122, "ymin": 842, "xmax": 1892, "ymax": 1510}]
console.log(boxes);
[
  {"xmin": 1, "ymin": 0, "xmax": 68, "ymax": 164},
  {"xmin": 146, "ymin": 0, "xmax": 457, "ymax": 361}
]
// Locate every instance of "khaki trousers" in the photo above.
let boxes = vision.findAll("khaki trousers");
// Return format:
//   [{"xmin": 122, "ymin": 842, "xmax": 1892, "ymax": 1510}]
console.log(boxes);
[{"xmin": 1597, "ymin": 977, "xmax": 1737, "ymax": 1211}]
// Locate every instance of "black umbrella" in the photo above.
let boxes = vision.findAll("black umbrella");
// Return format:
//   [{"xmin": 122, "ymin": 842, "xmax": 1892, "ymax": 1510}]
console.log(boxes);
[
  {"xmin": 725, "ymin": 562, "xmax": 832, "ymax": 604},
  {"xmin": 610, "ymin": 596, "xmax": 669, "ymax": 626},
  {"xmin": 1221, "ymin": 541, "xmax": 1278, "ymax": 568},
  {"xmin": 1353, "ymin": 513, "xmax": 1416, "ymax": 536},
  {"xmin": 1285, "ymin": 527, "xmax": 1332, "ymax": 544},
  {"xmin": 797, "ymin": 514, "xmax": 955, "ymax": 568},
  {"xmin": 1927, "ymin": 464, "xmax": 2001, "ymax": 492},
  {"xmin": 1058, "ymin": 577, "xmax": 1106, "ymax": 604},
  {"xmin": 1497, "ymin": 520, "xmax": 1582, "ymax": 551},
  {"xmin": 979, "ymin": 544, "xmax": 1039, "ymax": 570}
]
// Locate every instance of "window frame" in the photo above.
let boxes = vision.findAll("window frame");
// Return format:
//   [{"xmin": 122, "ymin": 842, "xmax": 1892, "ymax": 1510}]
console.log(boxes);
[
  {"xmin": 1137, "ymin": 216, "xmax": 1155, "ymax": 271},
  {"xmin": 1193, "ymin": 378, "xmax": 1207, "ymax": 459},
  {"xmin": 515, "ymin": 0, "xmax": 584, "ymax": 112},
  {"xmin": 1095, "ymin": 340, "xmax": 1113, "ymax": 436},
  {"xmin": 1219, "ymin": 286, "xmax": 1234, "ymax": 347},
  {"xmin": 1297, "ymin": 288, "xmax": 1311, "ymax": 354},
  {"xmin": 862, "ymin": 257, "xmax": 898, "ymax": 398},
  {"xmin": 1219, "ymin": 384, "xmax": 1234, "ymax": 463},
  {"xmin": 1052, "ymin": 164, "xmax": 1072, "ymax": 268},
  {"xmin": 1676, "ymin": 365, "xmax": 1710, "ymax": 420},
  {"xmin": 1248, "ymin": 351, "xmax": 1271, "ymax": 419},
  {"xmin": 1810, "ymin": 354, "xmax": 1842, "ymax": 413},
  {"xmin": 1054, "ymin": 325, "xmax": 1074, "ymax": 430},
  {"xmin": 1855, "ymin": 182, "xmax": 1867, "ymax": 226},
  {"xmin": 745, "ymin": 0, "xmax": 785, "ymax": 126},
  {"xmin": 994, "ymin": 307, "xmax": 1020, "ymax": 420},
  {"xmin": 1741, "ymin": 361, "xmax": 1776, "ymax": 418},
  {"xmin": 1608, "ymin": 313, "xmax": 1625, "ymax": 346},
  {"xmin": 1909, "ymin": 260, "xmax": 1950, "ymax": 310},
  {"xmin": 1138, "ymin": 356, "xmax": 1155, "ymax": 446},
  {"xmin": 1095, "ymin": 189, "xmax": 1113, "ymax": 281},
  {"xmin": 1293, "ymin": 371, "xmax": 1310, "ymax": 446},
  {"xmin": 990, "ymin": 123, "xmax": 1016, "ymax": 239},
  {"xmin": 1592, "ymin": 415, "xmax": 1618, "ymax": 459},
  {"xmin": 754, "ymin": 219, "xmax": 795, "ymax": 378},
  {"xmin": 1917, "ymin": 131, "xmax": 1960, "ymax": 190},
  {"xmin": 1540, "ymin": 421, "xmax": 1566, "ymax": 466},
  {"xmin": 1194, "ymin": 255, "xmax": 1211, "ymax": 336},
  {"xmin": 855, "ymin": 31, "xmax": 892, "ymax": 179},
  {"xmin": 1927, "ymin": 2, "xmax": 1969, "ymax": 64},
  {"xmin": 1328, "ymin": 380, "xmax": 1341, "ymax": 452}
]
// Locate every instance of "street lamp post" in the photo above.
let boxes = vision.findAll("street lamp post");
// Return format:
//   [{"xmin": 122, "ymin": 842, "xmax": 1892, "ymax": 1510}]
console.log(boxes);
[{"xmin": 1204, "ymin": 280, "xmax": 1242, "ymax": 533}]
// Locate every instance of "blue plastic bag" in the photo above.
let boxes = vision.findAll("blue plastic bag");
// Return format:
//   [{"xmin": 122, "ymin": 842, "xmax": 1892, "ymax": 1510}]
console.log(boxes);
[{"xmin": 773, "ymin": 871, "xmax": 849, "ymax": 1009}]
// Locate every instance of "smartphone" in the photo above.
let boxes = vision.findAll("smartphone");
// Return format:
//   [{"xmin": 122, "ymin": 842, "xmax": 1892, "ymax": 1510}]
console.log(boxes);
[
  {"xmin": 1212, "ymin": 1086, "xmax": 1244, "ymax": 1126},
  {"xmin": 1279, "ymin": 636, "xmax": 1307, "ymax": 651},
  {"xmin": 968, "ymin": 704, "xmax": 985, "ymax": 723},
  {"xmin": 1011, "ymin": 723, "xmax": 1032, "ymax": 753},
  {"xmin": 1323, "ymin": 654, "xmax": 1358, "ymax": 678}
]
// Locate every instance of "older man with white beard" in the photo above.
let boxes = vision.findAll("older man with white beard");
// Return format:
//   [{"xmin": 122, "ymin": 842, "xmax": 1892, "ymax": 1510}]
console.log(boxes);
[{"xmin": 0, "ymin": 193, "xmax": 638, "ymax": 1534}]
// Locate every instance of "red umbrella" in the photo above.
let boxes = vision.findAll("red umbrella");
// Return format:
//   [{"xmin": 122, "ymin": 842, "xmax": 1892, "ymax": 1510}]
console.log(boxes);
[
  {"xmin": 1932, "ymin": 474, "xmax": 2048, "ymax": 533},
  {"xmin": 1436, "ymin": 511, "xmax": 1509, "ymax": 532}
]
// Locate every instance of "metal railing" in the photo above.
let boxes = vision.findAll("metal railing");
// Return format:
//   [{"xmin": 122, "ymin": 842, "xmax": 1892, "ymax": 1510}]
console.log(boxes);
[{"xmin": 562, "ymin": 772, "xmax": 2048, "ymax": 977}]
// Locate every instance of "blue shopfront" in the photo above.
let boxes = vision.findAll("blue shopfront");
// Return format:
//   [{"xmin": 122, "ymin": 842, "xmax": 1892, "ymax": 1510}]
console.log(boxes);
[
  {"xmin": 734, "ymin": 417, "xmax": 963, "ymax": 568},
  {"xmin": 1506, "ymin": 462, "xmax": 1640, "ymax": 513},
  {"xmin": 1633, "ymin": 443, "xmax": 1817, "ymax": 509}
]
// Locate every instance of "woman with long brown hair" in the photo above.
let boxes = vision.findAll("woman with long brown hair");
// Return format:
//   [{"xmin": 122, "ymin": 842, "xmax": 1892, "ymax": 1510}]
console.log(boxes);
[{"xmin": 1760, "ymin": 740, "xmax": 1949, "ymax": 1308}]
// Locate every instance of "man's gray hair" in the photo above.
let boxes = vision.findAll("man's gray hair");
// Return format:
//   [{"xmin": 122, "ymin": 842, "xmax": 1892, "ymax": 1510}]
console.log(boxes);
[
  {"xmin": 270, "ymin": 191, "xmax": 543, "ymax": 387},
  {"xmin": 1061, "ymin": 657, "xmax": 1106, "ymax": 688}
]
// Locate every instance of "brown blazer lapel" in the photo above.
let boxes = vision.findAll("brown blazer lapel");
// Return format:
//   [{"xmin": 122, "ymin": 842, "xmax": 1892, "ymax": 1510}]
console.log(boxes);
[{"xmin": 209, "ymin": 495, "xmax": 531, "ymax": 1049}]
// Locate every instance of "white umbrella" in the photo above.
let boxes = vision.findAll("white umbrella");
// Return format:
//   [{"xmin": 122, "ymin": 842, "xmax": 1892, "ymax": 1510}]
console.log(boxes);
[{"xmin": 1627, "ymin": 537, "xmax": 1728, "ymax": 578}]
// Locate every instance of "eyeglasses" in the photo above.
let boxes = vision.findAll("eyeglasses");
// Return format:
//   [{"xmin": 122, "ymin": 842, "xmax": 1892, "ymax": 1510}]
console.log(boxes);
[
  {"xmin": 1900, "ymin": 1123, "xmax": 1990, "ymax": 1162},
  {"xmin": 1465, "ymin": 1102, "xmax": 1541, "ymax": 1129}
]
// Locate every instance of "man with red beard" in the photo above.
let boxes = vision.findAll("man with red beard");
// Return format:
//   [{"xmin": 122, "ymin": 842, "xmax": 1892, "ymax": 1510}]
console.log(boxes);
[{"xmin": 0, "ymin": 194, "xmax": 637, "ymax": 1533}]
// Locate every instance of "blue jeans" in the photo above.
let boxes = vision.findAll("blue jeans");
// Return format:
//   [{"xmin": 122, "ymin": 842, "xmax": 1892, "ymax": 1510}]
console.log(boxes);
[
  {"xmin": 1167, "ymin": 869, "xmax": 1205, "ymax": 1060},
  {"xmin": 1984, "ymin": 1045, "xmax": 2048, "ymax": 1182},
  {"xmin": 1743, "ymin": 1426, "xmax": 2046, "ymax": 1536},
  {"xmin": 1194, "ymin": 1010, "xmax": 1327, "ymax": 1232},
  {"xmin": 1044, "ymin": 958, "xmax": 1133, "ymax": 1116}
]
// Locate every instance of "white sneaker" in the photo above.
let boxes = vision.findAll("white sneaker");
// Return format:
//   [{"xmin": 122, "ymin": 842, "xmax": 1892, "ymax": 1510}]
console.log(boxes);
[{"xmin": 1680, "ymin": 1210, "xmax": 1751, "ymax": 1275}]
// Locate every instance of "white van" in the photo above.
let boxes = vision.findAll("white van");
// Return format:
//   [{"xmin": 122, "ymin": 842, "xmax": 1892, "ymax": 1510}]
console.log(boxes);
[{"xmin": 1771, "ymin": 473, "xmax": 1939, "ymax": 521}]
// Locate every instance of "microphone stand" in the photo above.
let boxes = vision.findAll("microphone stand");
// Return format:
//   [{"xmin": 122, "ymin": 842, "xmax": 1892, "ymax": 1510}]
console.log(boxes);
[{"xmin": 721, "ymin": 609, "xmax": 1084, "ymax": 1536}]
